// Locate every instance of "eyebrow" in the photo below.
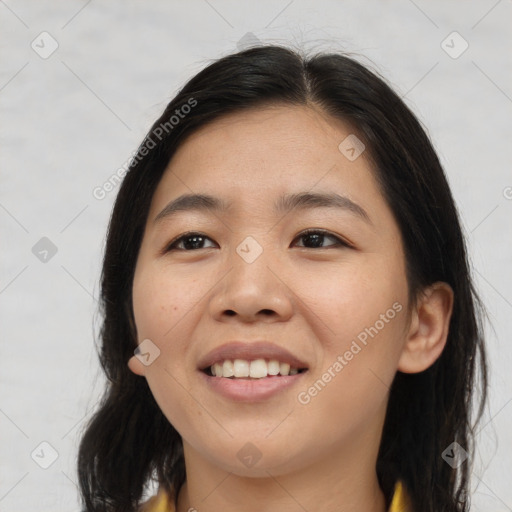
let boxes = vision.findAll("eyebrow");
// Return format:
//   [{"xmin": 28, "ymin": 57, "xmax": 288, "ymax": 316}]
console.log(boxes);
[{"xmin": 154, "ymin": 191, "xmax": 371, "ymax": 225}]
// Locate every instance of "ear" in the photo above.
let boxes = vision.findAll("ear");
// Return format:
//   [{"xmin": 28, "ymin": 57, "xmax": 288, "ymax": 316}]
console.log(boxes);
[
  {"xmin": 128, "ymin": 353, "xmax": 146, "ymax": 376},
  {"xmin": 398, "ymin": 282, "xmax": 454, "ymax": 373}
]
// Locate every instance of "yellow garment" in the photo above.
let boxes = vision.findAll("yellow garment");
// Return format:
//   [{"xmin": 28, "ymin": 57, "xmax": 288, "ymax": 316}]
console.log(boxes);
[
  {"xmin": 388, "ymin": 480, "xmax": 412, "ymax": 512},
  {"xmin": 141, "ymin": 480, "xmax": 412, "ymax": 511}
]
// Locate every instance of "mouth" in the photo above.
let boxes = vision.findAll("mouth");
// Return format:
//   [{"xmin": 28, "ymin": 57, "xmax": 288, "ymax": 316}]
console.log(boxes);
[{"xmin": 197, "ymin": 341, "xmax": 309, "ymax": 402}]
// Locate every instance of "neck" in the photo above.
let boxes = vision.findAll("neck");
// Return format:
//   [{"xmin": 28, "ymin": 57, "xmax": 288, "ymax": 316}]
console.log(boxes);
[
  {"xmin": 177, "ymin": 471, "xmax": 385, "ymax": 512},
  {"xmin": 176, "ymin": 429, "xmax": 387, "ymax": 512}
]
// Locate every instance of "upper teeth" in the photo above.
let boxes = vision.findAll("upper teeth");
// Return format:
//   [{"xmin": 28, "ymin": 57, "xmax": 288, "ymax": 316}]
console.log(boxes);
[{"xmin": 211, "ymin": 359, "xmax": 300, "ymax": 378}]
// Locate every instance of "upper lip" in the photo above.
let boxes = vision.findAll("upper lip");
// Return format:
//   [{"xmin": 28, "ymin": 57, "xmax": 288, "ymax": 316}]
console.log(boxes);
[{"xmin": 197, "ymin": 341, "xmax": 309, "ymax": 371}]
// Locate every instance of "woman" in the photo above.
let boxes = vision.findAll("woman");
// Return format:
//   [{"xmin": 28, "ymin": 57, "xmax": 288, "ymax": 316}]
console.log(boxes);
[{"xmin": 77, "ymin": 45, "xmax": 488, "ymax": 512}]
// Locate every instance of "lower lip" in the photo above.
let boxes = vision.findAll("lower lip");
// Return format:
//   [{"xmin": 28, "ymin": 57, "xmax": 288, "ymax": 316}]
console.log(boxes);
[{"xmin": 199, "ymin": 371, "xmax": 307, "ymax": 402}]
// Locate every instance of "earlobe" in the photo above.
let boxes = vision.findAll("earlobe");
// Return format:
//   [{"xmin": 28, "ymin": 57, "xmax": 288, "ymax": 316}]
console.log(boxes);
[
  {"xmin": 128, "ymin": 354, "xmax": 146, "ymax": 376},
  {"xmin": 398, "ymin": 282, "xmax": 454, "ymax": 374}
]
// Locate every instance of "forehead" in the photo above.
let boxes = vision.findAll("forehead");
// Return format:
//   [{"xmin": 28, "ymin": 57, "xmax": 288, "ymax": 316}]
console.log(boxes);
[
  {"xmin": 151, "ymin": 105, "xmax": 381, "ymax": 208},
  {"xmin": 173, "ymin": 105, "xmax": 355, "ymax": 175}
]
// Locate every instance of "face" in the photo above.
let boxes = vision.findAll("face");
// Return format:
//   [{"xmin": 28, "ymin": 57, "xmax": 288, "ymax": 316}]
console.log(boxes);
[{"xmin": 129, "ymin": 105, "xmax": 411, "ymax": 477}]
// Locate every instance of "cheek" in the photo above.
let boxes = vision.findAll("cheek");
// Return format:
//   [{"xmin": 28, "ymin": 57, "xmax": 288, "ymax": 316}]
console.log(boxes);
[
  {"xmin": 132, "ymin": 263, "xmax": 205, "ymax": 341},
  {"xmin": 299, "ymin": 258, "xmax": 408, "ymax": 398},
  {"xmin": 295, "ymin": 299, "xmax": 406, "ymax": 438},
  {"xmin": 298, "ymin": 257, "xmax": 406, "ymax": 336},
  {"xmin": 131, "ymin": 264, "xmax": 210, "ymax": 434}
]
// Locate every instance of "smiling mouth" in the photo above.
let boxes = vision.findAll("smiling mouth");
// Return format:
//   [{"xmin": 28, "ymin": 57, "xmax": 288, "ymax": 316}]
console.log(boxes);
[{"xmin": 202, "ymin": 358, "xmax": 308, "ymax": 379}]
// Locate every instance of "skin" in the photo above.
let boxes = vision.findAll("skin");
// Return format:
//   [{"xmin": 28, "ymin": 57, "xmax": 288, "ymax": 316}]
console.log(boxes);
[{"xmin": 128, "ymin": 105, "xmax": 453, "ymax": 512}]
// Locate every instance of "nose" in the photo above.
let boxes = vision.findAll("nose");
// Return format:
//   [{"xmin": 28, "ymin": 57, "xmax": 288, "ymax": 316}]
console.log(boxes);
[{"xmin": 208, "ymin": 242, "xmax": 294, "ymax": 324}]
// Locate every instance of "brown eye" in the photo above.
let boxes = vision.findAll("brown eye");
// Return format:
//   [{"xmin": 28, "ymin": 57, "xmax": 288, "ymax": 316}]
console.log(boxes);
[
  {"xmin": 165, "ymin": 232, "xmax": 217, "ymax": 252},
  {"xmin": 293, "ymin": 229, "xmax": 351, "ymax": 249}
]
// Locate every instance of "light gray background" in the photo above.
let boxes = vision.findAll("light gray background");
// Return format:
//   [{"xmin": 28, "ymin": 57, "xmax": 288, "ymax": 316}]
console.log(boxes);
[{"xmin": 1, "ymin": 1, "xmax": 511, "ymax": 510}]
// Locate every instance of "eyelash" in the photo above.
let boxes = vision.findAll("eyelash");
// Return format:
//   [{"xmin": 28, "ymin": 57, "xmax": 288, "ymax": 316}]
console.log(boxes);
[{"xmin": 163, "ymin": 229, "xmax": 352, "ymax": 253}]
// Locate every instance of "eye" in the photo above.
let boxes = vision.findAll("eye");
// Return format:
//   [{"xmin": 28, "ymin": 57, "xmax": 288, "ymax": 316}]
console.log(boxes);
[
  {"xmin": 292, "ymin": 229, "xmax": 351, "ymax": 249},
  {"xmin": 164, "ymin": 232, "xmax": 217, "ymax": 252},
  {"xmin": 163, "ymin": 229, "xmax": 352, "ymax": 254}
]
